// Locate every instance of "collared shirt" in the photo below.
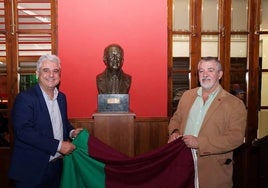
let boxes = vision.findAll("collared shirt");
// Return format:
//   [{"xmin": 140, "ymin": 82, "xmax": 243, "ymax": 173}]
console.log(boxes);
[
  {"xmin": 184, "ymin": 86, "xmax": 220, "ymax": 136},
  {"xmin": 40, "ymin": 86, "xmax": 63, "ymax": 161},
  {"xmin": 184, "ymin": 86, "xmax": 220, "ymax": 188}
]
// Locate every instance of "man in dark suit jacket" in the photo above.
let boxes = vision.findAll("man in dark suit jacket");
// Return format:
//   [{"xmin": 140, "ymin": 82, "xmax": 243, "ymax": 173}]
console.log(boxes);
[
  {"xmin": 96, "ymin": 44, "xmax": 131, "ymax": 94},
  {"xmin": 8, "ymin": 54, "xmax": 82, "ymax": 188}
]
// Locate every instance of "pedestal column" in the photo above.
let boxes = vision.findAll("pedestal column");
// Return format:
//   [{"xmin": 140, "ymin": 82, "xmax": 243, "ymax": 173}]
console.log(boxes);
[{"xmin": 93, "ymin": 112, "xmax": 135, "ymax": 157}]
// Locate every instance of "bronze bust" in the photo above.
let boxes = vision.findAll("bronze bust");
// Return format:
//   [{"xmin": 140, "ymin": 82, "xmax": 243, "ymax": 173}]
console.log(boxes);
[{"xmin": 96, "ymin": 44, "xmax": 131, "ymax": 94}]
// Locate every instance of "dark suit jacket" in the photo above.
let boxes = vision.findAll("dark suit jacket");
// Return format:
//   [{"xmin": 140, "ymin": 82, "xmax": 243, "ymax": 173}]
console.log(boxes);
[
  {"xmin": 8, "ymin": 84, "xmax": 73, "ymax": 184},
  {"xmin": 96, "ymin": 69, "xmax": 131, "ymax": 94}
]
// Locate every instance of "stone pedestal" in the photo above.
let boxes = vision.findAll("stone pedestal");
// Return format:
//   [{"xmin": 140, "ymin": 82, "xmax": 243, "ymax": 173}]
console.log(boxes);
[{"xmin": 97, "ymin": 94, "xmax": 129, "ymax": 112}]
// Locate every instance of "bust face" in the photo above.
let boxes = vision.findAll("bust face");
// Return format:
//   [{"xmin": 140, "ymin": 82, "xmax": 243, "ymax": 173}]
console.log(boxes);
[{"xmin": 105, "ymin": 46, "xmax": 124, "ymax": 71}]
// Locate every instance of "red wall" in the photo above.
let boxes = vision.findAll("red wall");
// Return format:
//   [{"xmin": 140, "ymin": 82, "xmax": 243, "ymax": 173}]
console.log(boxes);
[{"xmin": 58, "ymin": 0, "xmax": 167, "ymax": 118}]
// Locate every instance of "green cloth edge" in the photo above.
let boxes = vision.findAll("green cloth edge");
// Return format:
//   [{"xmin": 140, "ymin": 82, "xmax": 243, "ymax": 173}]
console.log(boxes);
[{"xmin": 60, "ymin": 129, "xmax": 106, "ymax": 188}]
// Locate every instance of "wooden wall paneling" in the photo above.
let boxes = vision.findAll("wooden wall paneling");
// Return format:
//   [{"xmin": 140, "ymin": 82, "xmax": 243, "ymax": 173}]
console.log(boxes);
[
  {"xmin": 218, "ymin": 0, "xmax": 231, "ymax": 90},
  {"xmin": 69, "ymin": 118, "xmax": 94, "ymax": 135},
  {"xmin": 134, "ymin": 117, "xmax": 169, "ymax": 156},
  {"xmin": 92, "ymin": 113, "xmax": 135, "ymax": 157},
  {"xmin": 239, "ymin": 0, "xmax": 262, "ymax": 187},
  {"xmin": 69, "ymin": 117, "xmax": 169, "ymax": 156},
  {"xmin": 0, "ymin": 148, "xmax": 12, "ymax": 188},
  {"xmin": 189, "ymin": 0, "xmax": 201, "ymax": 88}
]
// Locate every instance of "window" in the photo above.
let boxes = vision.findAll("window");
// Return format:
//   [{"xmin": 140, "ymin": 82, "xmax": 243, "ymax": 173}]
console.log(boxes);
[
  {"xmin": 0, "ymin": 0, "xmax": 57, "ymax": 147},
  {"xmin": 258, "ymin": 0, "xmax": 268, "ymax": 138},
  {"xmin": 169, "ymin": 0, "xmax": 265, "ymax": 138}
]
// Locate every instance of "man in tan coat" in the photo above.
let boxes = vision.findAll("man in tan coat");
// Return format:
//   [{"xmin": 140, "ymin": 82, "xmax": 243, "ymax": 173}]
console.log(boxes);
[{"xmin": 168, "ymin": 57, "xmax": 247, "ymax": 188}]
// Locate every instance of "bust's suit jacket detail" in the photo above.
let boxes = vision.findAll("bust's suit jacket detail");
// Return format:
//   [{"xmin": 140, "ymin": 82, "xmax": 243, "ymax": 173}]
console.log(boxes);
[
  {"xmin": 8, "ymin": 84, "xmax": 73, "ymax": 184},
  {"xmin": 96, "ymin": 69, "xmax": 131, "ymax": 94}
]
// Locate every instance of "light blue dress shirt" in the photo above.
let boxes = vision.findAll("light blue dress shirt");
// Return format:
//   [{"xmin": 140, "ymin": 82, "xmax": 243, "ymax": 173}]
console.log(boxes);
[
  {"xmin": 41, "ymin": 87, "xmax": 63, "ymax": 161},
  {"xmin": 183, "ymin": 86, "xmax": 220, "ymax": 188},
  {"xmin": 184, "ymin": 86, "xmax": 220, "ymax": 136}
]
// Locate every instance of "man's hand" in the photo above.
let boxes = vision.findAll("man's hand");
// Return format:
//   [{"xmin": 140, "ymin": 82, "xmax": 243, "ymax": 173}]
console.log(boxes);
[
  {"xmin": 71, "ymin": 128, "xmax": 83, "ymax": 138},
  {"xmin": 182, "ymin": 135, "xmax": 199, "ymax": 149},
  {"xmin": 168, "ymin": 132, "xmax": 182, "ymax": 143},
  {"xmin": 60, "ymin": 141, "xmax": 76, "ymax": 155}
]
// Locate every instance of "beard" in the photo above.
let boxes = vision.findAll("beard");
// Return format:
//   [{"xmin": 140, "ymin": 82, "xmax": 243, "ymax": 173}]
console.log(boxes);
[{"xmin": 200, "ymin": 77, "xmax": 215, "ymax": 90}]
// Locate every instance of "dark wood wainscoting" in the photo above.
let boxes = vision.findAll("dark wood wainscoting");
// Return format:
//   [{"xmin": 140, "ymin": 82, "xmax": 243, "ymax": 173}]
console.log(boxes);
[
  {"xmin": 69, "ymin": 118, "xmax": 95, "ymax": 135},
  {"xmin": 69, "ymin": 117, "xmax": 169, "ymax": 156},
  {"xmin": 134, "ymin": 117, "xmax": 169, "ymax": 155},
  {"xmin": 0, "ymin": 148, "xmax": 12, "ymax": 187}
]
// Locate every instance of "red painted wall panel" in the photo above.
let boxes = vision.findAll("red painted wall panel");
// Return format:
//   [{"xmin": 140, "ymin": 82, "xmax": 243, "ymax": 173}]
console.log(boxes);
[{"xmin": 58, "ymin": 0, "xmax": 167, "ymax": 117}]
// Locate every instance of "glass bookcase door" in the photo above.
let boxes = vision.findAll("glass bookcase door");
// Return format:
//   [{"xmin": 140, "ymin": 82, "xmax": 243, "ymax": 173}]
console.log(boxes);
[
  {"xmin": 20, "ymin": 74, "xmax": 38, "ymax": 91},
  {"xmin": 0, "ymin": 0, "xmax": 57, "ymax": 148},
  {"xmin": 0, "ymin": 74, "xmax": 9, "ymax": 147},
  {"xmin": 258, "ymin": 0, "xmax": 268, "ymax": 138},
  {"xmin": 0, "ymin": 0, "xmax": 8, "ymax": 147}
]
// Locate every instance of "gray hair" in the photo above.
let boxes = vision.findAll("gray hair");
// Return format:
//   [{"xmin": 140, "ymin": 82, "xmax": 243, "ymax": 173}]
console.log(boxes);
[
  {"xmin": 198, "ymin": 57, "xmax": 222, "ymax": 71},
  {"xmin": 36, "ymin": 54, "xmax": 61, "ymax": 72}
]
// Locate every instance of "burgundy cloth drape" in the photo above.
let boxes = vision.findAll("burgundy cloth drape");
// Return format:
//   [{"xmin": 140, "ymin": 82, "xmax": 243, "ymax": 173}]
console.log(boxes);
[{"xmin": 88, "ymin": 135, "xmax": 195, "ymax": 188}]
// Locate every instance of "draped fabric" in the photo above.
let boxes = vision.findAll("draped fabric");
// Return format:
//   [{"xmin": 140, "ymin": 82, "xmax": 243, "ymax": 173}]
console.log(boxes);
[{"xmin": 60, "ymin": 130, "xmax": 194, "ymax": 188}]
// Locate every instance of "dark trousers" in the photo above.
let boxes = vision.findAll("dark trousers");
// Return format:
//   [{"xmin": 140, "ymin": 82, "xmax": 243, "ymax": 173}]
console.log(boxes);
[{"xmin": 14, "ymin": 159, "xmax": 63, "ymax": 188}]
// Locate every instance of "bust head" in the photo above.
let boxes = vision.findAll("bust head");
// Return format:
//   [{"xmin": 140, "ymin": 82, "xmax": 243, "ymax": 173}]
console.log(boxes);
[
  {"xmin": 97, "ymin": 44, "xmax": 131, "ymax": 94},
  {"xmin": 103, "ymin": 44, "xmax": 124, "ymax": 73}
]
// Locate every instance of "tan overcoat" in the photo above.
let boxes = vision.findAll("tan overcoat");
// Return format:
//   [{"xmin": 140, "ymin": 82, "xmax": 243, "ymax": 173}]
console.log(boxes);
[{"xmin": 169, "ymin": 86, "xmax": 247, "ymax": 188}]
